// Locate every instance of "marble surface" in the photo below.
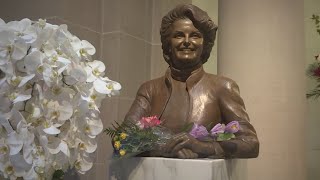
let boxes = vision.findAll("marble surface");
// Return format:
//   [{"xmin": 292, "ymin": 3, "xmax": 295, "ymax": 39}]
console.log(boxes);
[{"xmin": 109, "ymin": 157, "xmax": 247, "ymax": 180}]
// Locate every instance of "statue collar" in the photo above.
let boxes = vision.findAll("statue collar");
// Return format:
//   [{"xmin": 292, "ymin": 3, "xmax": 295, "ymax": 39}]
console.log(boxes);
[{"xmin": 165, "ymin": 65, "xmax": 205, "ymax": 90}]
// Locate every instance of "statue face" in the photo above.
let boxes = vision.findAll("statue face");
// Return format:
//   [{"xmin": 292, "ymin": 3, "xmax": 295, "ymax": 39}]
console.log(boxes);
[{"xmin": 169, "ymin": 18, "xmax": 204, "ymax": 69}]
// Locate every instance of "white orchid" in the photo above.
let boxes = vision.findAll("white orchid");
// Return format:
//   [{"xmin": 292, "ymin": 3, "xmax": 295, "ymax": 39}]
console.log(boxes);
[
  {"xmin": 74, "ymin": 156, "xmax": 93, "ymax": 175},
  {"xmin": 72, "ymin": 38, "xmax": 96, "ymax": 59},
  {"xmin": 85, "ymin": 60, "xmax": 105, "ymax": 82},
  {"xmin": 0, "ymin": 18, "xmax": 121, "ymax": 179},
  {"xmin": 0, "ymin": 30, "xmax": 28, "ymax": 65},
  {"xmin": 93, "ymin": 78, "xmax": 121, "ymax": 96},
  {"xmin": 0, "ymin": 161, "xmax": 25, "ymax": 179},
  {"xmin": 6, "ymin": 18, "xmax": 37, "ymax": 43}
]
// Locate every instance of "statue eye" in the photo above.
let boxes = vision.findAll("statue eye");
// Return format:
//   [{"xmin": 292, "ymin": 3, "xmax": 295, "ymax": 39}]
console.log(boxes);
[
  {"xmin": 190, "ymin": 32, "xmax": 202, "ymax": 38},
  {"xmin": 173, "ymin": 32, "xmax": 184, "ymax": 38}
]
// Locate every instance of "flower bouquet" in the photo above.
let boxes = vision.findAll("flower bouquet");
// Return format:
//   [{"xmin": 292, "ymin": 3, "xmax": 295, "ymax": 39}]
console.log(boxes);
[
  {"xmin": 189, "ymin": 121, "xmax": 240, "ymax": 141},
  {"xmin": 105, "ymin": 115, "xmax": 240, "ymax": 158},
  {"xmin": 0, "ymin": 18, "xmax": 120, "ymax": 179},
  {"xmin": 105, "ymin": 116, "xmax": 172, "ymax": 158}
]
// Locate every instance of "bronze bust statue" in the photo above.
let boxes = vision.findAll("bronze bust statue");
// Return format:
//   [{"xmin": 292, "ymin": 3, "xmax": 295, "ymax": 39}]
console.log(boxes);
[{"xmin": 124, "ymin": 4, "xmax": 259, "ymax": 159}]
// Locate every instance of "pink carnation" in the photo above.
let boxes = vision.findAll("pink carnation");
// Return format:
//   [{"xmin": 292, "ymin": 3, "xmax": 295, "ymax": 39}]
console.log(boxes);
[{"xmin": 137, "ymin": 116, "xmax": 161, "ymax": 129}]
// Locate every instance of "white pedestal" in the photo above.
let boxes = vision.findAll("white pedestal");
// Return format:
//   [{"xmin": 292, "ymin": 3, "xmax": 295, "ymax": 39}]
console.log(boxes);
[{"xmin": 109, "ymin": 157, "xmax": 247, "ymax": 180}]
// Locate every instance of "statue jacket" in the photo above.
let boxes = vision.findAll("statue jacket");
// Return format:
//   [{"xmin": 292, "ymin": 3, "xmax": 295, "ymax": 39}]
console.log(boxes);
[{"xmin": 124, "ymin": 66, "xmax": 259, "ymax": 158}]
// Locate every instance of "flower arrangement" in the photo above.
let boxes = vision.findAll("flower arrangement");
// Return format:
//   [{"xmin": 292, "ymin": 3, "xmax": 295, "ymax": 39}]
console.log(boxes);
[
  {"xmin": 105, "ymin": 116, "xmax": 171, "ymax": 158},
  {"xmin": 0, "ymin": 18, "xmax": 121, "ymax": 179},
  {"xmin": 105, "ymin": 116, "xmax": 239, "ymax": 158},
  {"xmin": 189, "ymin": 121, "xmax": 240, "ymax": 141},
  {"xmin": 307, "ymin": 14, "xmax": 320, "ymax": 98}
]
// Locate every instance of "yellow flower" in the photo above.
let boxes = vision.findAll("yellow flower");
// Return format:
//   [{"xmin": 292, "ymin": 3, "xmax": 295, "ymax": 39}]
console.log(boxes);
[
  {"xmin": 114, "ymin": 141, "xmax": 121, "ymax": 150},
  {"xmin": 120, "ymin": 133, "xmax": 127, "ymax": 140},
  {"xmin": 119, "ymin": 149, "xmax": 126, "ymax": 156}
]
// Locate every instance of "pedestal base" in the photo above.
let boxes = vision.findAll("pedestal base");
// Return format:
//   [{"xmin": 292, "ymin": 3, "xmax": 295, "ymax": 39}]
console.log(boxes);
[{"xmin": 109, "ymin": 157, "xmax": 246, "ymax": 180}]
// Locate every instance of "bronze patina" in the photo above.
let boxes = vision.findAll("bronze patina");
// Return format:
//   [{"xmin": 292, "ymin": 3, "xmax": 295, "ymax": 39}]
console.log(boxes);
[{"xmin": 124, "ymin": 4, "xmax": 259, "ymax": 159}]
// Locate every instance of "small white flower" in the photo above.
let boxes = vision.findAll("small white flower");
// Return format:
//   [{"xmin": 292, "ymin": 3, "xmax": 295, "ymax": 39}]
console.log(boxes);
[
  {"xmin": 45, "ymin": 101, "xmax": 73, "ymax": 121},
  {"xmin": 74, "ymin": 157, "xmax": 93, "ymax": 174},
  {"xmin": 0, "ymin": 30, "xmax": 29, "ymax": 65},
  {"xmin": 72, "ymin": 39, "xmax": 96, "ymax": 58},
  {"xmin": 83, "ymin": 117, "xmax": 103, "ymax": 138},
  {"xmin": 6, "ymin": 18, "xmax": 37, "ymax": 43},
  {"xmin": 85, "ymin": 60, "xmax": 105, "ymax": 82},
  {"xmin": 76, "ymin": 137, "xmax": 97, "ymax": 154},
  {"xmin": 93, "ymin": 78, "xmax": 121, "ymax": 96}
]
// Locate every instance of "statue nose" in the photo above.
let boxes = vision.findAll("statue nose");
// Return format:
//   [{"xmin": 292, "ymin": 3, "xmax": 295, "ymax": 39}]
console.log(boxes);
[{"xmin": 183, "ymin": 38, "xmax": 191, "ymax": 47}]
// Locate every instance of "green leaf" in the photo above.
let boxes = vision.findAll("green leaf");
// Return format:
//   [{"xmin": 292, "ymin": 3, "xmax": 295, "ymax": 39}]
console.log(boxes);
[
  {"xmin": 104, "ymin": 121, "xmax": 137, "ymax": 138},
  {"xmin": 307, "ymin": 88, "xmax": 320, "ymax": 99},
  {"xmin": 216, "ymin": 133, "xmax": 235, "ymax": 141}
]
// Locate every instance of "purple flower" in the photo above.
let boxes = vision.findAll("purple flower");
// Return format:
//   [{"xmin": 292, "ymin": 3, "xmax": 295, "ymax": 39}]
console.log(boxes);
[
  {"xmin": 189, "ymin": 123, "xmax": 209, "ymax": 139},
  {"xmin": 210, "ymin": 123, "xmax": 225, "ymax": 137},
  {"xmin": 225, "ymin": 121, "xmax": 240, "ymax": 133}
]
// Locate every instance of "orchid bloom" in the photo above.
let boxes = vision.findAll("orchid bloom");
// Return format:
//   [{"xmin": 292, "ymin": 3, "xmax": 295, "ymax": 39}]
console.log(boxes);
[
  {"xmin": 93, "ymin": 78, "xmax": 121, "ymax": 96},
  {"xmin": 74, "ymin": 157, "xmax": 93, "ymax": 174},
  {"xmin": 85, "ymin": 60, "xmax": 106, "ymax": 82},
  {"xmin": 6, "ymin": 18, "xmax": 37, "ymax": 43},
  {"xmin": 72, "ymin": 38, "xmax": 96, "ymax": 58},
  {"xmin": 0, "ymin": 30, "xmax": 28, "ymax": 65}
]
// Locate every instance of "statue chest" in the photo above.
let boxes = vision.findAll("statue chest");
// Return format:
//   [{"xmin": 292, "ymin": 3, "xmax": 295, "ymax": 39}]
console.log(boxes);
[{"xmin": 150, "ymin": 81, "xmax": 222, "ymax": 133}]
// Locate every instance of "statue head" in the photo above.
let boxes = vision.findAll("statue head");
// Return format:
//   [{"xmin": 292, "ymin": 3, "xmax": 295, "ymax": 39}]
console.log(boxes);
[{"xmin": 160, "ymin": 4, "xmax": 218, "ymax": 67}]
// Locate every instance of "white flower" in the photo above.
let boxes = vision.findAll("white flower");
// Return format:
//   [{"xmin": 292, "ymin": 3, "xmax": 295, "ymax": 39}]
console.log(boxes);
[
  {"xmin": 72, "ymin": 38, "xmax": 96, "ymax": 58},
  {"xmin": 0, "ymin": 18, "xmax": 121, "ymax": 178},
  {"xmin": 45, "ymin": 101, "xmax": 73, "ymax": 122},
  {"xmin": 0, "ymin": 30, "xmax": 29, "ymax": 65},
  {"xmin": 7, "ymin": 74, "xmax": 34, "ymax": 88},
  {"xmin": 46, "ymin": 137, "xmax": 70, "ymax": 157},
  {"xmin": 74, "ymin": 157, "xmax": 93, "ymax": 174},
  {"xmin": 85, "ymin": 60, "xmax": 105, "ymax": 82},
  {"xmin": 6, "ymin": 18, "xmax": 37, "ymax": 43},
  {"xmin": 93, "ymin": 78, "xmax": 121, "ymax": 96},
  {"xmin": 84, "ymin": 117, "xmax": 104, "ymax": 138},
  {"xmin": 23, "ymin": 49, "xmax": 45, "ymax": 74},
  {"xmin": 0, "ymin": 161, "xmax": 25, "ymax": 179},
  {"xmin": 76, "ymin": 137, "xmax": 97, "ymax": 154},
  {"xmin": 63, "ymin": 64, "xmax": 87, "ymax": 85},
  {"xmin": 0, "ymin": 139, "xmax": 9, "ymax": 159}
]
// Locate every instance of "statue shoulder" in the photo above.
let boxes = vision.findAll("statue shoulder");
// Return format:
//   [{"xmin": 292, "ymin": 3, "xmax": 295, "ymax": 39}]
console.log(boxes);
[
  {"xmin": 137, "ymin": 76, "xmax": 166, "ymax": 93},
  {"xmin": 205, "ymin": 73, "xmax": 240, "ymax": 93}
]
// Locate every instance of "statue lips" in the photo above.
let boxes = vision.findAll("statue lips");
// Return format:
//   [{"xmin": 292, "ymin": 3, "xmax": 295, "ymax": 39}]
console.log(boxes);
[{"xmin": 180, "ymin": 48, "xmax": 194, "ymax": 53}]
